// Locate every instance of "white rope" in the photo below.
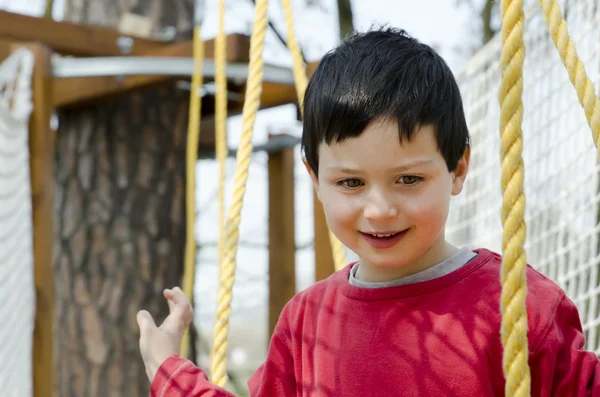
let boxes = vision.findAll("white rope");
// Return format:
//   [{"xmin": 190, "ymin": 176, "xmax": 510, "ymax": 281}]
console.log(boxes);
[{"xmin": 0, "ymin": 47, "xmax": 35, "ymax": 397}]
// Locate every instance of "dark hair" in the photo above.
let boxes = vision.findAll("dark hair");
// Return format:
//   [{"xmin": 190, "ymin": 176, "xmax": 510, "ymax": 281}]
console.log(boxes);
[{"xmin": 301, "ymin": 27, "xmax": 470, "ymax": 176}]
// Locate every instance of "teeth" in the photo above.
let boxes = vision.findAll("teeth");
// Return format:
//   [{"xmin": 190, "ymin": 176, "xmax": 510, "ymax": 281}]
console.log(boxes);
[{"xmin": 371, "ymin": 233, "xmax": 396, "ymax": 237}]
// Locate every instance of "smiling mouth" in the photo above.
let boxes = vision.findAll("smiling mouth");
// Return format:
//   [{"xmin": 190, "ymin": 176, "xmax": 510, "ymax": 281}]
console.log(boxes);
[
  {"xmin": 361, "ymin": 230, "xmax": 406, "ymax": 238},
  {"xmin": 359, "ymin": 229, "xmax": 408, "ymax": 249}
]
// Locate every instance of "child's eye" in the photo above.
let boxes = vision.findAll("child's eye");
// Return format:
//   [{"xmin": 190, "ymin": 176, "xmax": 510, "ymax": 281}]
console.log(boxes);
[
  {"xmin": 399, "ymin": 175, "xmax": 423, "ymax": 185},
  {"xmin": 337, "ymin": 179, "xmax": 363, "ymax": 189}
]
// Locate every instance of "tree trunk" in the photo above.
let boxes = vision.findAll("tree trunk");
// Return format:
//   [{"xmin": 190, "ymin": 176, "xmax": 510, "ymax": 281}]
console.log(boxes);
[
  {"xmin": 64, "ymin": 0, "xmax": 195, "ymax": 38},
  {"xmin": 336, "ymin": 0, "xmax": 354, "ymax": 40},
  {"xmin": 55, "ymin": 1, "xmax": 194, "ymax": 396}
]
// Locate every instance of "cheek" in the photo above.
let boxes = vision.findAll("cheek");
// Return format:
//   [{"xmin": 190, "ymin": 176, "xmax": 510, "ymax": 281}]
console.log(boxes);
[
  {"xmin": 320, "ymin": 188, "xmax": 359, "ymax": 226},
  {"xmin": 403, "ymin": 184, "xmax": 451, "ymax": 227}
]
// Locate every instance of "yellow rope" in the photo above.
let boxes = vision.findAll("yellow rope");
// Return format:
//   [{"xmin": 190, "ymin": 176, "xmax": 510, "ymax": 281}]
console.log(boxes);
[
  {"xmin": 280, "ymin": 0, "xmax": 346, "ymax": 271},
  {"xmin": 210, "ymin": 0, "xmax": 269, "ymax": 386},
  {"xmin": 499, "ymin": 0, "xmax": 531, "ymax": 395},
  {"xmin": 215, "ymin": 0, "xmax": 228, "ymax": 272},
  {"xmin": 538, "ymin": 0, "xmax": 600, "ymax": 150},
  {"xmin": 181, "ymin": 25, "xmax": 205, "ymax": 357},
  {"xmin": 280, "ymin": 0, "xmax": 308, "ymax": 110}
]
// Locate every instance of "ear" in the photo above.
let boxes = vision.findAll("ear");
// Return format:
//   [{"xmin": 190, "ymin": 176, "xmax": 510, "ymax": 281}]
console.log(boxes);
[
  {"xmin": 451, "ymin": 145, "xmax": 470, "ymax": 196},
  {"xmin": 302, "ymin": 157, "xmax": 321, "ymax": 198}
]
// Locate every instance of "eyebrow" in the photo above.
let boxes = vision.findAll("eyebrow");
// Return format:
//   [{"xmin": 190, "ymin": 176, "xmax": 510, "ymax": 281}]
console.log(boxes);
[{"xmin": 326, "ymin": 160, "xmax": 434, "ymax": 174}]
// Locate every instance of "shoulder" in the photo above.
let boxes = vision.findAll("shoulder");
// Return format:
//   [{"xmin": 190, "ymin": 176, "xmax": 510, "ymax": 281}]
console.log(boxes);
[
  {"xmin": 477, "ymin": 248, "xmax": 565, "ymax": 301},
  {"xmin": 477, "ymin": 248, "xmax": 564, "ymax": 299},
  {"xmin": 286, "ymin": 264, "xmax": 351, "ymax": 308},
  {"xmin": 278, "ymin": 264, "xmax": 352, "ymax": 328},
  {"xmin": 475, "ymin": 249, "xmax": 568, "ymax": 345}
]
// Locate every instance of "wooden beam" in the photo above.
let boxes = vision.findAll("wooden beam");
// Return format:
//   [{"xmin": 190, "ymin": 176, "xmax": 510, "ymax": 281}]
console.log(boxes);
[
  {"xmin": 307, "ymin": 62, "xmax": 320, "ymax": 78},
  {"xmin": 54, "ymin": 76, "xmax": 298, "ymax": 111},
  {"xmin": 204, "ymin": 34, "xmax": 251, "ymax": 63},
  {"xmin": 23, "ymin": 42, "xmax": 56, "ymax": 397},
  {"xmin": 132, "ymin": 34, "xmax": 251, "ymax": 62},
  {"xmin": 0, "ymin": 10, "xmax": 165, "ymax": 56},
  {"xmin": 133, "ymin": 34, "xmax": 251, "ymax": 62},
  {"xmin": 53, "ymin": 74, "xmax": 173, "ymax": 108},
  {"xmin": 260, "ymin": 83, "xmax": 298, "ymax": 110},
  {"xmin": 0, "ymin": 11, "xmax": 249, "ymax": 58},
  {"xmin": 0, "ymin": 38, "xmax": 15, "ymax": 61},
  {"xmin": 268, "ymin": 134, "xmax": 296, "ymax": 339},
  {"xmin": 305, "ymin": 61, "xmax": 336, "ymax": 281}
]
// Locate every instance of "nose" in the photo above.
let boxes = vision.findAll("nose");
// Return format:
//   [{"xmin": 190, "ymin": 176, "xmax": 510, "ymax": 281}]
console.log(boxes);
[{"xmin": 363, "ymin": 189, "xmax": 398, "ymax": 220}]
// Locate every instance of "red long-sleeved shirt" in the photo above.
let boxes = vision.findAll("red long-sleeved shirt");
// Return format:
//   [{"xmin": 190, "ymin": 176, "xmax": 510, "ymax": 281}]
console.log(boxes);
[{"xmin": 150, "ymin": 249, "xmax": 600, "ymax": 396}]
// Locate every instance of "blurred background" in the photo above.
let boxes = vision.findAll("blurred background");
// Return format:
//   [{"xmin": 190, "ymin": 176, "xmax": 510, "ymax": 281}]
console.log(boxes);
[{"xmin": 2, "ymin": 0, "xmax": 600, "ymax": 396}]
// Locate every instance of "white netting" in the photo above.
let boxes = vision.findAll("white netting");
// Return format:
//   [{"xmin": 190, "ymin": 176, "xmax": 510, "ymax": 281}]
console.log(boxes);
[
  {"xmin": 448, "ymin": 0, "xmax": 600, "ymax": 353},
  {"xmin": 0, "ymin": 47, "xmax": 35, "ymax": 397}
]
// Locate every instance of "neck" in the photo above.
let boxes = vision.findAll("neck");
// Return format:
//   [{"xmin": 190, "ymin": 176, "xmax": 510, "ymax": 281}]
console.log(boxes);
[{"xmin": 355, "ymin": 241, "xmax": 459, "ymax": 283}]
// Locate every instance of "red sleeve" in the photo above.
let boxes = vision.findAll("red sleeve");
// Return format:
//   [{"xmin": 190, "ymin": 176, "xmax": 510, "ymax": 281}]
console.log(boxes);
[
  {"xmin": 530, "ymin": 293, "xmax": 600, "ymax": 396},
  {"xmin": 150, "ymin": 303, "xmax": 297, "ymax": 396},
  {"xmin": 150, "ymin": 355, "xmax": 234, "ymax": 397}
]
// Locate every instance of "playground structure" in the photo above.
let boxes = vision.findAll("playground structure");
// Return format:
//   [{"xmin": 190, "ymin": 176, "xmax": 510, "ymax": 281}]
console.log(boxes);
[
  {"xmin": 2, "ymin": 0, "xmax": 600, "ymax": 396},
  {"xmin": 0, "ymin": 6, "xmax": 342, "ymax": 397}
]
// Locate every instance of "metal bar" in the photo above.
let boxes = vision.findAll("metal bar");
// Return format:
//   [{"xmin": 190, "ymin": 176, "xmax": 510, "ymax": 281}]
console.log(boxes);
[
  {"xmin": 198, "ymin": 134, "xmax": 300, "ymax": 159},
  {"xmin": 246, "ymin": 134, "xmax": 301, "ymax": 155},
  {"xmin": 51, "ymin": 56, "xmax": 295, "ymax": 85}
]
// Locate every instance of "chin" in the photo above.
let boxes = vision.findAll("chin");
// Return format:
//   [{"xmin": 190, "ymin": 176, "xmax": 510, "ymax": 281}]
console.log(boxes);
[{"xmin": 361, "ymin": 252, "xmax": 412, "ymax": 269}]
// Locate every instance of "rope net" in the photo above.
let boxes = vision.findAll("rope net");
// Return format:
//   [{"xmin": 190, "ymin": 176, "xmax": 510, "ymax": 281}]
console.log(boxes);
[
  {"xmin": 0, "ymin": 47, "xmax": 35, "ymax": 397},
  {"xmin": 447, "ymin": 0, "xmax": 600, "ymax": 354}
]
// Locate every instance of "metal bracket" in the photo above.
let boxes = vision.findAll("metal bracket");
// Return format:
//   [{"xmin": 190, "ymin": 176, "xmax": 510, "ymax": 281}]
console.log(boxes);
[{"xmin": 51, "ymin": 57, "xmax": 295, "ymax": 85}]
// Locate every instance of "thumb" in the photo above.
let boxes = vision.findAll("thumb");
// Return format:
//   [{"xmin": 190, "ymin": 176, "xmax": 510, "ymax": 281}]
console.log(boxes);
[{"xmin": 137, "ymin": 310, "xmax": 157, "ymax": 334}]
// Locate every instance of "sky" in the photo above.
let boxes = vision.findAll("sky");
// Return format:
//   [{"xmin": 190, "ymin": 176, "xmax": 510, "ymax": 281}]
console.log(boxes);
[{"xmin": 0, "ymin": 0, "xmax": 480, "ymax": 368}]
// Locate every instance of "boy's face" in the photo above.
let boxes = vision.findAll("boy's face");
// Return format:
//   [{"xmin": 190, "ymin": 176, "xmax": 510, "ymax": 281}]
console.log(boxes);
[{"xmin": 306, "ymin": 119, "xmax": 469, "ymax": 278}]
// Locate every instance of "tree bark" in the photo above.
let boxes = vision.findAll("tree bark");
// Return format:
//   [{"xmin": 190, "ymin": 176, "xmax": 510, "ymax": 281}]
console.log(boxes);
[
  {"xmin": 64, "ymin": 0, "xmax": 195, "ymax": 38},
  {"xmin": 55, "ymin": 1, "xmax": 194, "ymax": 396}
]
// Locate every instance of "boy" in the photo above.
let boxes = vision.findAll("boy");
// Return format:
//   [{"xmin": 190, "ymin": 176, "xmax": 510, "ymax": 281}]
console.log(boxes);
[{"xmin": 137, "ymin": 28, "xmax": 600, "ymax": 396}]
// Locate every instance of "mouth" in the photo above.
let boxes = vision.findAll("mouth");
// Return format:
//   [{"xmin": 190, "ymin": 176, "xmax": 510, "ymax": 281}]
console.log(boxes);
[
  {"xmin": 359, "ymin": 229, "xmax": 409, "ymax": 249},
  {"xmin": 360, "ymin": 230, "xmax": 405, "ymax": 238}
]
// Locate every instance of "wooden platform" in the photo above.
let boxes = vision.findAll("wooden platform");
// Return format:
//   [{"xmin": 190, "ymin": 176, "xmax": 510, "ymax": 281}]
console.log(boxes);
[
  {"xmin": 0, "ymin": 10, "xmax": 300, "ymax": 150},
  {"xmin": 0, "ymin": 11, "xmax": 336, "ymax": 397}
]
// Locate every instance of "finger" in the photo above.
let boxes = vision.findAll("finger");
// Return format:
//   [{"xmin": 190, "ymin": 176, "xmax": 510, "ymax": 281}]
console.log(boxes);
[
  {"xmin": 170, "ymin": 287, "xmax": 193, "ymax": 314},
  {"xmin": 164, "ymin": 289, "xmax": 176, "ymax": 312},
  {"xmin": 165, "ymin": 288, "xmax": 188, "ymax": 315},
  {"xmin": 160, "ymin": 289, "xmax": 194, "ymax": 333},
  {"xmin": 137, "ymin": 310, "xmax": 157, "ymax": 334},
  {"xmin": 169, "ymin": 287, "xmax": 187, "ymax": 305}
]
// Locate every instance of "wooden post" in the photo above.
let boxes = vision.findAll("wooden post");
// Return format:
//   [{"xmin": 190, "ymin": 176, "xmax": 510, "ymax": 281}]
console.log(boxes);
[
  {"xmin": 313, "ymin": 190, "xmax": 336, "ymax": 281},
  {"xmin": 0, "ymin": 38, "xmax": 13, "ymax": 61},
  {"xmin": 267, "ymin": 134, "xmax": 296, "ymax": 339},
  {"xmin": 305, "ymin": 62, "xmax": 336, "ymax": 281},
  {"xmin": 25, "ymin": 42, "xmax": 55, "ymax": 397}
]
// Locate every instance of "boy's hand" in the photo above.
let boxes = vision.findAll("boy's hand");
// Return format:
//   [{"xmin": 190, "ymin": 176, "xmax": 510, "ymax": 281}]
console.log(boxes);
[{"xmin": 137, "ymin": 287, "xmax": 194, "ymax": 382}]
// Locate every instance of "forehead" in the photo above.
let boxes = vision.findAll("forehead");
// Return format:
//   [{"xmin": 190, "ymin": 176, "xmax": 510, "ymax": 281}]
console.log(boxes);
[{"xmin": 318, "ymin": 121, "xmax": 442, "ymax": 170}]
